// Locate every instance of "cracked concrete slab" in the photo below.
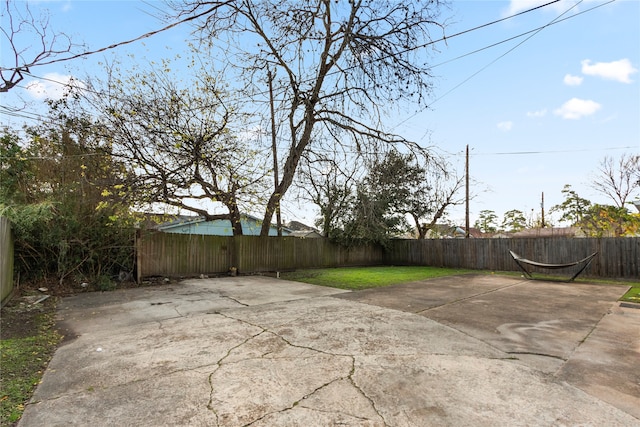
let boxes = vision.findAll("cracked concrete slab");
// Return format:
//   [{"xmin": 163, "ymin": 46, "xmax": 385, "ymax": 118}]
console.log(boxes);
[
  {"xmin": 18, "ymin": 275, "xmax": 639, "ymax": 426},
  {"xmin": 555, "ymin": 303, "xmax": 640, "ymax": 419},
  {"xmin": 352, "ymin": 354, "xmax": 636, "ymax": 426},
  {"xmin": 22, "ymin": 368, "xmax": 219, "ymax": 426}
]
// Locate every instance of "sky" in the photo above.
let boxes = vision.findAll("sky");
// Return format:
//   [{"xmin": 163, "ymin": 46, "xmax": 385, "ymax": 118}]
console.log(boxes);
[{"xmin": 1, "ymin": 0, "xmax": 639, "ymax": 228}]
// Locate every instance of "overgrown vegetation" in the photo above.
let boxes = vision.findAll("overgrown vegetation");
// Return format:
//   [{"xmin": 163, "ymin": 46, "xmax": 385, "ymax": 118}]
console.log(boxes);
[
  {"xmin": 0, "ymin": 296, "xmax": 61, "ymax": 426},
  {"xmin": 1, "ymin": 109, "xmax": 137, "ymax": 292}
]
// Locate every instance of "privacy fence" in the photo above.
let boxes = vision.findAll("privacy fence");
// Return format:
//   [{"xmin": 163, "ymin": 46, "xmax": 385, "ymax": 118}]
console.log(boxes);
[
  {"xmin": 136, "ymin": 232, "xmax": 639, "ymax": 281},
  {"xmin": 136, "ymin": 232, "xmax": 383, "ymax": 282},
  {"xmin": 1, "ymin": 216, "xmax": 15, "ymax": 305}
]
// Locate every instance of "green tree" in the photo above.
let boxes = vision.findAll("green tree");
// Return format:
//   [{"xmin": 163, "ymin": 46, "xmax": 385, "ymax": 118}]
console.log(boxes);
[
  {"xmin": 550, "ymin": 184, "xmax": 639, "ymax": 236},
  {"xmin": 367, "ymin": 150, "xmax": 466, "ymax": 239},
  {"xmin": 0, "ymin": 110, "xmax": 136, "ymax": 287},
  {"xmin": 332, "ymin": 184, "xmax": 405, "ymax": 248},
  {"xmin": 550, "ymin": 184, "xmax": 592, "ymax": 226},
  {"xmin": 474, "ymin": 210, "xmax": 498, "ymax": 233},
  {"xmin": 580, "ymin": 204, "xmax": 640, "ymax": 237},
  {"xmin": 501, "ymin": 209, "xmax": 527, "ymax": 233},
  {"xmin": 0, "ymin": 131, "xmax": 37, "ymax": 203},
  {"xmin": 325, "ymin": 151, "xmax": 417, "ymax": 247},
  {"xmin": 311, "ymin": 149, "xmax": 466, "ymax": 243}
]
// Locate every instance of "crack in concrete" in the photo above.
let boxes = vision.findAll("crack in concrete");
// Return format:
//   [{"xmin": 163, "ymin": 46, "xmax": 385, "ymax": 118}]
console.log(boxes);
[
  {"xmin": 294, "ymin": 405, "xmax": 381, "ymax": 425},
  {"xmin": 242, "ymin": 376, "xmax": 345, "ymax": 426},
  {"xmin": 507, "ymin": 351, "xmax": 567, "ymax": 361},
  {"xmin": 347, "ymin": 356, "xmax": 389, "ymax": 426},
  {"xmin": 416, "ymin": 281, "xmax": 525, "ymax": 314},
  {"xmin": 219, "ymin": 294, "xmax": 249, "ymax": 307},
  {"xmin": 205, "ymin": 317, "xmax": 266, "ymax": 425},
  {"xmin": 551, "ymin": 307, "xmax": 610, "ymax": 376},
  {"xmin": 211, "ymin": 311, "xmax": 384, "ymax": 426}
]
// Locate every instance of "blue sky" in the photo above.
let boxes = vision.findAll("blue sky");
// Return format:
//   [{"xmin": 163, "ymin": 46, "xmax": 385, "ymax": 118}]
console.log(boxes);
[{"xmin": 2, "ymin": 0, "xmax": 639, "ymax": 228}]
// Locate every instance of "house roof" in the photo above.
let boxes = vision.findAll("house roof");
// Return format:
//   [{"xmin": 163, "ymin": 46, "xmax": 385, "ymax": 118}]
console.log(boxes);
[
  {"xmin": 148, "ymin": 213, "xmax": 291, "ymax": 233},
  {"xmin": 156, "ymin": 215, "xmax": 204, "ymax": 230},
  {"xmin": 286, "ymin": 220, "xmax": 320, "ymax": 232},
  {"xmin": 511, "ymin": 227, "xmax": 581, "ymax": 238},
  {"xmin": 289, "ymin": 230, "xmax": 323, "ymax": 238}
]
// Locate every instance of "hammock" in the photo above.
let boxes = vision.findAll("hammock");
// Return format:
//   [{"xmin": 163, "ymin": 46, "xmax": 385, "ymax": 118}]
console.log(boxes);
[{"xmin": 509, "ymin": 250, "xmax": 598, "ymax": 282}]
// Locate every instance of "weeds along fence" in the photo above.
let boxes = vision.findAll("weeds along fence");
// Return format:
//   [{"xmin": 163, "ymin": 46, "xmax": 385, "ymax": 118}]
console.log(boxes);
[
  {"xmin": 136, "ymin": 233, "xmax": 639, "ymax": 281},
  {"xmin": 1, "ymin": 216, "xmax": 15, "ymax": 305}
]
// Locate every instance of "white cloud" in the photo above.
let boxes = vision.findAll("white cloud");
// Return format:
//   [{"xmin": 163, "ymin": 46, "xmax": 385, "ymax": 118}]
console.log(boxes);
[
  {"xmin": 497, "ymin": 121, "xmax": 513, "ymax": 131},
  {"xmin": 554, "ymin": 98, "xmax": 601, "ymax": 120},
  {"xmin": 526, "ymin": 109, "xmax": 547, "ymax": 118},
  {"xmin": 563, "ymin": 74, "xmax": 583, "ymax": 86},
  {"xmin": 581, "ymin": 59, "xmax": 638, "ymax": 83},
  {"xmin": 25, "ymin": 73, "xmax": 84, "ymax": 100}
]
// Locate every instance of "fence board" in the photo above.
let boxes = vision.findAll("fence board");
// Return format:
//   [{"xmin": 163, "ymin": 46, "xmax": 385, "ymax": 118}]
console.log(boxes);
[
  {"xmin": 137, "ymin": 232, "xmax": 384, "ymax": 279},
  {"xmin": 384, "ymin": 237, "xmax": 639, "ymax": 279},
  {"xmin": 137, "ymin": 233, "xmax": 639, "ymax": 281},
  {"xmin": 1, "ymin": 217, "xmax": 15, "ymax": 305}
]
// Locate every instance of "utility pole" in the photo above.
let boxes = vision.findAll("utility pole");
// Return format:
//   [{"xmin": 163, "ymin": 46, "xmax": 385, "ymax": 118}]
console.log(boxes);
[
  {"xmin": 541, "ymin": 191, "xmax": 545, "ymax": 228},
  {"xmin": 268, "ymin": 69, "xmax": 282, "ymax": 236},
  {"xmin": 465, "ymin": 144, "xmax": 470, "ymax": 238}
]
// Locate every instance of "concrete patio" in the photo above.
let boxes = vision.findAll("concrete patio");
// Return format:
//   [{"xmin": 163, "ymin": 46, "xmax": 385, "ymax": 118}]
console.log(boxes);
[{"xmin": 18, "ymin": 275, "xmax": 640, "ymax": 426}]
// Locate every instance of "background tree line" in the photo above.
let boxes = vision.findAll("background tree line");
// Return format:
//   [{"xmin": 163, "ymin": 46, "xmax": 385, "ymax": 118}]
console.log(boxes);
[{"xmin": 473, "ymin": 153, "xmax": 640, "ymax": 237}]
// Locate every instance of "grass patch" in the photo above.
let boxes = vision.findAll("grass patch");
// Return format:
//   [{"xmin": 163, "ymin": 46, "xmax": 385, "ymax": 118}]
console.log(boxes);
[
  {"xmin": 281, "ymin": 267, "xmax": 640, "ymax": 304},
  {"xmin": 280, "ymin": 266, "xmax": 474, "ymax": 290},
  {"xmin": 1, "ymin": 299, "xmax": 62, "ymax": 426},
  {"xmin": 621, "ymin": 287, "xmax": 640, "ymax": 304}
]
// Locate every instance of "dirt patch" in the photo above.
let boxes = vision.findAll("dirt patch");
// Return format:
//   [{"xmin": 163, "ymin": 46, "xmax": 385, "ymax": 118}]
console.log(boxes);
[{"xmin": 1, "ymin": 292, "xmax": 58, "ymax": 341}]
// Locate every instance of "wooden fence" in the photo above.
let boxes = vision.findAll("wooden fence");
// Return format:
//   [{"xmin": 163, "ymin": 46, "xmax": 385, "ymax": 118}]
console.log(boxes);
[
  {"xmin": 384, "ymin": 237, "xmax": 639, "ymax": 279},
  {"xmin": 1, "ymin": 216, "xmax": 15, "ymax": 305},
  {"xmin": 136, "ymin": 233, "xmax": 639, "ymax": 281},
  {"xmin": 136, "ymin": 232, "xmax": 383, "ymax": 281}
]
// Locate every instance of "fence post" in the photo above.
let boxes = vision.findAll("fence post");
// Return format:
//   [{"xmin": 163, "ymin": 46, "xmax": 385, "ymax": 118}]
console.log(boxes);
[
  {"xmin": 135, "ymin": 230, "xmax": 142, "ymax": 284},
  {"xmin": 1, "ymin": 216, "xmax": 15, "ymax": 306}
]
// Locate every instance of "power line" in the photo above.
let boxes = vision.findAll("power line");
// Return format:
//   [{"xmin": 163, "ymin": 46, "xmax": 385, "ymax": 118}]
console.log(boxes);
[
  {"xmin": 2, "ymin": 0, "xmax": 626, "ymax": 155},
  {"xmin": 1, "ymin": 1, "xmax": 560, "ymax": 74},
  {"xmin": 428, "ymin": 0, "xmax": 615, "ymax": 71},
  {"xmin": 392, "ymin": 0, "xmax": 603, "ymax": 132},
  {"xmin": 436, "ymin": 145, "xmax": 637, "ymax": 158},
  {"xmin": 473, "ymin": 146, "xmax": 638, "ymax": 156},
  {"xmin": 0, "ymin": 5, "xmax": 218, "ymax": 72},
  {"xmin": 6, "ymin": 0, "xmax": 576, "ymax": 120}
]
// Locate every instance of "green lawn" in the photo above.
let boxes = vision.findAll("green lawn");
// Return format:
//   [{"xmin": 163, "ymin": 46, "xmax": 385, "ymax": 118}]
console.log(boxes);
[
  {"xmin": 280, "ymin": 266, "xmax": 474, "ymax": 290},
  {"xmin": 621, "ymin": 286, "xmax": 640, "ymax": 304},
  {"xmin": 280, "ymin": 266, "xmax": 640, "ymax": 303},
  {"xmin": 0, "ymin": 304, "xmax": 61, "ymax": 426}
]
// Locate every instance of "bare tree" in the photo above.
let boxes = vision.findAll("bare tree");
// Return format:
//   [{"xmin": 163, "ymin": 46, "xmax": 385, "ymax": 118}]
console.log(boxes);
[
  {"xmin": 171, "ymin": 0, "xmax": 448, "ymax": 236},
  {"xmin": 84, "ymin": 57, "xmax": 270, "ymax": 236},
  {"xmin": 410, "ymin": 172, "xmax": 466, "ymax": 239},
  {"xmin": 0, "ymin": 0, "xmax": 75, "ymax": 92},
  {"xmin": 591, "ymin": 153, "xmax": 640, "ymax": 209},
  {"xmin": 297, "ymin": 147, "xmax": 362, "ymax": 237}
]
